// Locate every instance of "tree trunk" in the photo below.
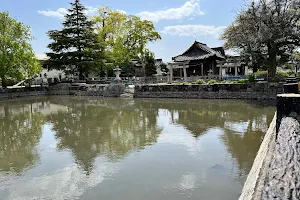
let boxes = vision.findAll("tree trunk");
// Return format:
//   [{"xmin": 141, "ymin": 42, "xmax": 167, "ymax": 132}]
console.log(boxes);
[
  {"xmin": 253, "ymin": 64, "xmax": 258, "ymax": 73},
  {"xmin": 79, "ymin": 66, "xmax": 84, "ymax": 80},
  {"xmin": 1, "ymin": 76, "xmax": 7, "ymax": 88},
  {"xmin": 267, "ymin": 43, "xmax": 277, "ymax": 78}
]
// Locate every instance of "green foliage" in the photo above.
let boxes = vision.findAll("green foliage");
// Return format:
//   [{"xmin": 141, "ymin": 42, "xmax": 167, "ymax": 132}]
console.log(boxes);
[
  {"xmin": 253, "ymin": 71, "xmax": 268, "ymax": 77},
  {"xmin": 160, "ymin": 63, "xmax": 169, "ymax": 74},
  {"xmin": 221, "ymin": 0, "xmax": 300, "ymax": 76},
  {"xmin": 207, "ymin": 80, "xmax": 217, "ymax": 84},
  {"xmin": 276, "ymin": 70, "xmax": 289, "ymax": 78},
  {"xmin": 293, "ymin": 52, "xmax": 300, "ymax": 61},
  {"xmin": 144, "ymin": 50, "xmax": 156, "ymax": 76},
  {"xmin": 45, "ymin": 0, "xmax": 105, "ymax": 80},
  {"xmin": 93, "ymin": 6, "xmax": 161, "ymax": 69},
  {"xmin": 120, "ymin": 59, "xmax": 135, "ymax": 77},
  {"xmin": 172, "ymin": 82, "xmax": 188, "ymax": 85},
  {"xmin": 191, "ymin": 79, "xmax": 206, "ymax": 85},
  {"xmin": 0, "ymin": 11, "xmax": 41, "ymax": 87},
  {"xmin": 286, "ymin": 70, "xmax": 296, "ymax": 76},
  {"xmin": 237, "ymin": 79, "xmax": 249, "ymax": 83},
  {"xmin": 248, "ymin": 74, "xmax": 255, "ymax": 83}
]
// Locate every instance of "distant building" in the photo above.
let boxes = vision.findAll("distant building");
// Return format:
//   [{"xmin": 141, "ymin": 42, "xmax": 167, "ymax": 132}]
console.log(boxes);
[
  {"xmin": 169, "ymin": 41, "xmax": 248, "ymax": 80},
  {"xmin": 133, "ymin": 59, "xmax": 166, "ymax": 77},
  {"xmin": 170, "ymin": 41, "xmax": 225, "ymax": 77},
  {"xmin": 34, "ymin": 69, "xmax": 67, "ymax": 84}
]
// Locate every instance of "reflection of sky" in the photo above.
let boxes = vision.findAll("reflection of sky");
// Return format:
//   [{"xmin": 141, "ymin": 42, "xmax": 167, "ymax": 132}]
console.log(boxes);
[
  {"xmin": 157, "ymin": 110, "xmax": 203, "ymax": 155},
  {"xmin": 224, "ymin": 121, "xmax": 249, "ymax": 133},
  {"xmin": 156, "ymin": 109, "xmax": 238, "ymax": 178},
  {"xmin": 4, "ymin": 162, "xmax": 118, "ymax": 200}
]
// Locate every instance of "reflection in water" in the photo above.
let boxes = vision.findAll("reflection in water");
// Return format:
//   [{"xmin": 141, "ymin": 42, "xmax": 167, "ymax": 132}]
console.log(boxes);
[
  {"xmin": 48, "ymin": 97, "xmax": 162, "ymax": 174},
  {"xmin": 0, "ymin": 100, "xmax": 47, "ymax": 174},
  {"xmin": 143, "ymin": 99, "xmax": 274, "ymax": 180},
  {"xmin": 0, "ymin": 97, "xmax": 275, "ymax": 200}
]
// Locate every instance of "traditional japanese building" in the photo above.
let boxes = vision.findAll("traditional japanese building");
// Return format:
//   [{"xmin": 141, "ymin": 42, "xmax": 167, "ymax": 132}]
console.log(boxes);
[
  {"xmin": 168, "ymin": 41, "xmax": 249, "ymax": 81},
  {"xmin": 170, "ymin": 41, "xmax": 225, "ymax": 77}
]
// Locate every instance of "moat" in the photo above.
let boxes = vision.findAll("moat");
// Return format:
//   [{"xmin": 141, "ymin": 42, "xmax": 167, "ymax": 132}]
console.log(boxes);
[{"xmin": 0, "ymin": 97, "xmax": 275, "ymax": 200}]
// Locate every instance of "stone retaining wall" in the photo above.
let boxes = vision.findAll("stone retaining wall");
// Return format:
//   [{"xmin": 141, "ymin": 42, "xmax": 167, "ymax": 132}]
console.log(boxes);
[
  {"xmin": 0, "ymin": 87, "xmax": 48, "ymax": 100},
  {"xmin": 46, "ymin": 83, "xmax": 125, "ymax": 97},
  {"xmin": 0, "ymin": 83, "xmax": 285, "ymax": 100},
  {"xmin": 134, "ymin": 83, "xmax": 284, "ymax": 100}
]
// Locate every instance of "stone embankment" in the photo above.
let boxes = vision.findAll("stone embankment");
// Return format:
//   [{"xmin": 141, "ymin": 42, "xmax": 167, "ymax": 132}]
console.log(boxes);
[
  {"xmin": 0, "ymin": 82, "xmax": 291, "ymax": 100},
  {"xmin": 0, "ymin": 87, "xmax": 48, "ymax": 100},
  {"xmin": 239, "ymin": 94, "xmax": 300, "ymax": 200},
  {"xmin": 134, "ymin": 83, "xmax": 284, "ymax": 100},
  {"xmin": 48, "ymin": 83, "xmax": 125, "ymax": 97}
]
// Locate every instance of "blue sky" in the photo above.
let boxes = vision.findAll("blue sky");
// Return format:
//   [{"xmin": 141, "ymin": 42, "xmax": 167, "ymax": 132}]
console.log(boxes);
[{"xmin": 0, "ymin": 0, "xmax": 247, "ymax": 62}]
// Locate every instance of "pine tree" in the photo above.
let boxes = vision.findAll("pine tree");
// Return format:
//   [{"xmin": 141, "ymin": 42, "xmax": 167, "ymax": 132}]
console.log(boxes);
[
  {"xmin": 144, "ymin": 51, "xmax": 157, "ymax": 77},
  {"xmin": 45, "ymin": 0, "xmax": 104, "ymax": 80}
]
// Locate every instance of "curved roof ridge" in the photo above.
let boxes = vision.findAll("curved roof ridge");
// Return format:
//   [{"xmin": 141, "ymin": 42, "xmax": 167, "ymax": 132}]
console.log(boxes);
[{"xmin": 172, "ymin": 40, "xmax": 225, "ymax": 61}]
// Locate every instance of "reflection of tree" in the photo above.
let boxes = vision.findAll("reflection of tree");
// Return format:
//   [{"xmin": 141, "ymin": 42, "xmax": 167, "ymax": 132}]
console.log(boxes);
[
  {"xmin": 139, "ymin": 99, "xmax": 275, "ymax": 138},
  {"xmin": 48, "ymin": 98, "xmax": 161, "ymax": 174},
  {"xmin": 0, "ymin": 103, "xmax": 46, "ymax": 174},
  {"xmin": 136, "ymin": 99, "xmax": 275, "ymax": 180},
  {"xmin": 222, "ymin": 128, "xmax": 264, "ymax": 179}
]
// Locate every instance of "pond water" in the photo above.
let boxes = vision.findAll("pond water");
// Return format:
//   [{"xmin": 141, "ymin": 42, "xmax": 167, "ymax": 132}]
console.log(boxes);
[{"xmin": 0, "ymin": 96, "xmax": 275, "ymax": 200}]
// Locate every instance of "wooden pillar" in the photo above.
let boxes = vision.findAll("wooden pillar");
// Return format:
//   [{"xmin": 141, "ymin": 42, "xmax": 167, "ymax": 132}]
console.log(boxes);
[
  {"xmin": 201, "ymin": 63, "xmax": 204, "ymax": 76},
  {"xmin": 244, "ymin": 66, "xmax": 248, "ymax": 75},
  {"xmin": 170, "ymin": 66, "xmax": 173, "ymax": 83},
  {"xmin": 235, "ymin": 63, "xmax": 238, "ymax": 76},
  {"xmin": 179, "ymin": 68, "xmax": 182, "ymax": 78},
  {"xmin": 219, "ymin": 65, "xmax": 223, "ymax": 79},
  {"xmin": 183, "ymin": 65, "xmax": 187, "ymax": 82}
]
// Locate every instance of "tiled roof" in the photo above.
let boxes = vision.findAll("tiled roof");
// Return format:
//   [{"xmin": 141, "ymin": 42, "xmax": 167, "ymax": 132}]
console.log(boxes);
[
  {"xmin": 172, "ymin": 41, "xmax": 225, "ymax": 62},
  {"xmin": 212, "ymin": 47, "xmax": 225, "ymax": 56}
]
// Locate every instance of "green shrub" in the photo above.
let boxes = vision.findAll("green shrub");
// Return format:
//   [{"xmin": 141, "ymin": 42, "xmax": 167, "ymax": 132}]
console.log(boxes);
[
  {"xmin": 207, "ymin": 80, "xmax": 217, "ymax": 84},
  {"xmin": 237, "ymin": 79, "xmax": 249, "ymax": 83},
  {"xmin": 276, "ymin": 70, "xmax": 289, "ymax": 78},
  {"xmin": 254, "ymin": 71, "xmax": 268, "ymax": 77},
  {"xmin": 173, "ymin": 82, "xmax": 188, "ymax": 85},
  {"xmin": 286, "ymin": 70, "xmax": 296, "ymax": 76},
  {"xmin": 220, "ymin": 80, "xmax": 228, "ymax": 84},
  {"xmin": 248, "ymin": 74, "xmax": 255, "ymax": 83},
  {"xmin": 192, "ymin": 79, "xmax": 206, "ymax": 85}
]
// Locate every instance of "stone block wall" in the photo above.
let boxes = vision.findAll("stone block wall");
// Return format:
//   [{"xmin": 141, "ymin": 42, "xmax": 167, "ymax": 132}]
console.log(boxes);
[
  {"xmin": 0, "ymin": 87, "xmax": 48, "ymax": 100},
  {"xmin": 134, "ymin": 83, "xmax": 284, "ymax": 100},
  {"xmin": 48, "ymin": 83, "xmax": 125, "ymax": 97}
]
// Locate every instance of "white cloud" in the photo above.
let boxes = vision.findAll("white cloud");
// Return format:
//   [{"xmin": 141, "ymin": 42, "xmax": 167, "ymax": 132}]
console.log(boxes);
[
  {"xmin": 162, "ymin": 24, "xmax": 226, "ymax": 37},
  {"xmin": 38, "ymin": 6, "xmax": 98, "ymax": 19},
  {"xmin": 35, "ymin": 53, "xmax": 48, "ymax": 60},
  {"xmin": 4, "ymin": 161, "xmax": 119, "ymax": 200},
  {"xmin": 137, "ymin": 0, "xmax": 204, "ymax": 22},
  {"xmin": 38, "ymin": 8, "xmax": 68, "ymax": 19},
  {"xmin": 116, "ymin": 9, "xmax": 127, "ymax": 15}
]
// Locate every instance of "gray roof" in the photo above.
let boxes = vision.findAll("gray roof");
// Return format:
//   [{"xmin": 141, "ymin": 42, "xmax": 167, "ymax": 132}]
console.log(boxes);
[{"xmin": 172, "ymin": 41, "xmax": 225, "ymax": 62}]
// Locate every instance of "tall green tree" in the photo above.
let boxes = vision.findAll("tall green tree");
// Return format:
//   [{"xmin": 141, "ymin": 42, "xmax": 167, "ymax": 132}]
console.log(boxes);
[
  {"xmin": 0, "ymin": 11, "xmax": 41, "ymax": 87},
  {"xmin": 45, "ymin": 0, "xmax": 105, "ymax": 80},
  {"xmin": 222, "ymin": 0, "xmax": 300, "ymax": 76},
  {"xmin": 143, "ymin": 50, "xmax": 157, "ymax": 76},
  {"xmin": 93, "ymin": 7, "xmax": 161, "ymax": 72}
]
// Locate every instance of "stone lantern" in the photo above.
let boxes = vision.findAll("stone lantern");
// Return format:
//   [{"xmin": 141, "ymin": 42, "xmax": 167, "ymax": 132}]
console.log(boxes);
[{"xmin": 113, "ymin": 66, "xmax": 122, "ymax": 82}]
